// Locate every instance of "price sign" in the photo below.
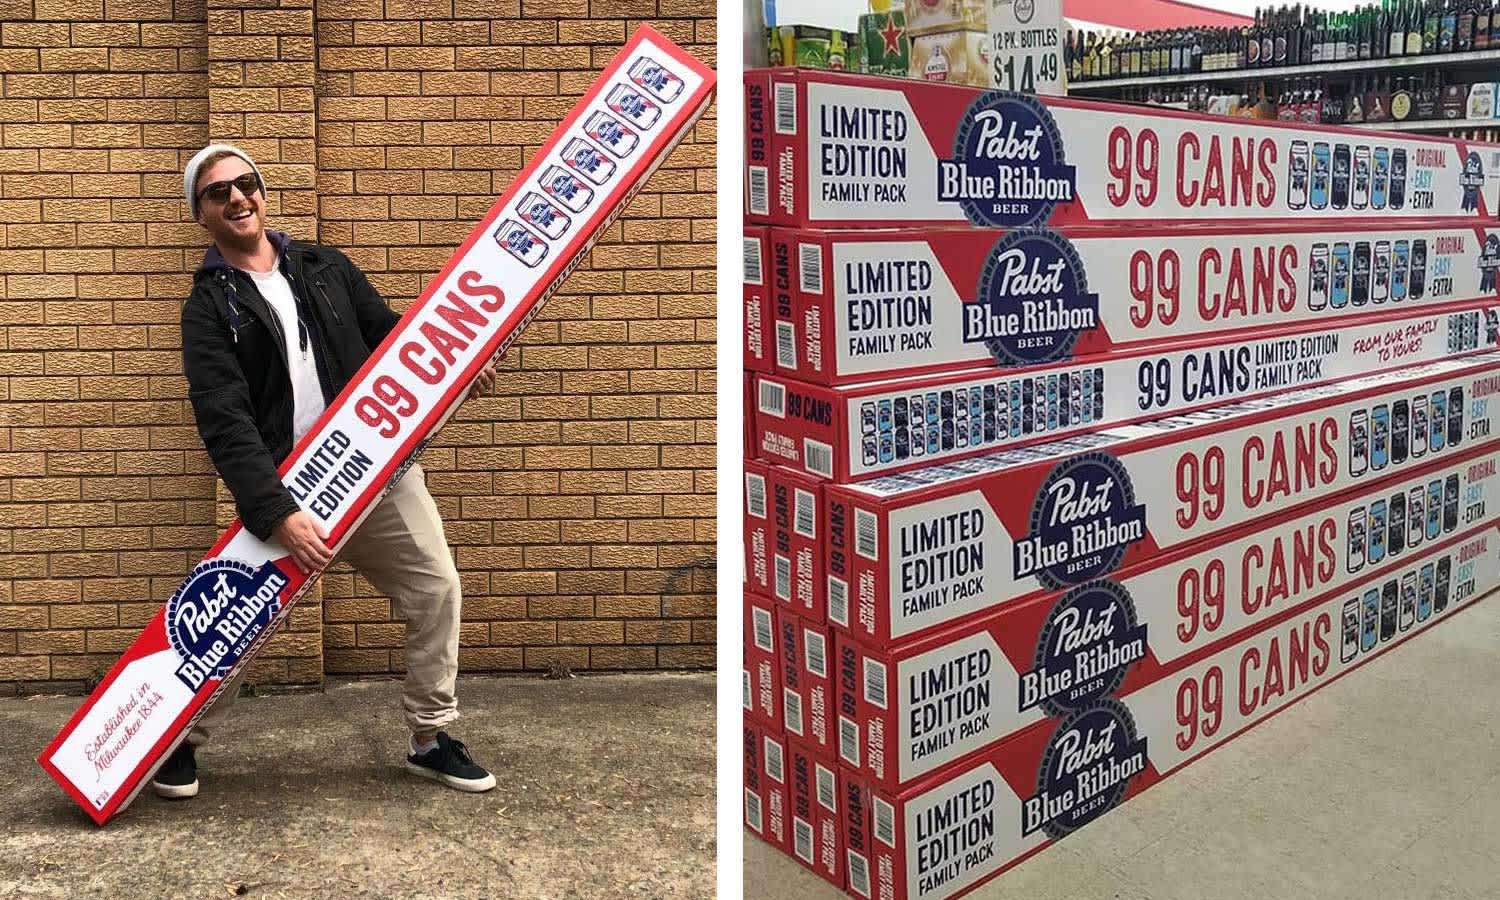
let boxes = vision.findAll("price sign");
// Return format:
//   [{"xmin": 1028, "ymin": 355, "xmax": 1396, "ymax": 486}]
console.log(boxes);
[{"xmin": 988, "ymin": 0, "xmax": 1065, "ymax": 95}]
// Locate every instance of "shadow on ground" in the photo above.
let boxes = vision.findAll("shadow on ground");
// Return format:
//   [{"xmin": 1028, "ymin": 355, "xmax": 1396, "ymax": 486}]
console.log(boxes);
[{"xmin": 2, "ymin": 673, "xmax": 714, "ymax": 900}]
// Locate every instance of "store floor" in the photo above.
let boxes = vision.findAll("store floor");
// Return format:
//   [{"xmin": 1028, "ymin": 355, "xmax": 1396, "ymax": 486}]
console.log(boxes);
[{"xmin": 744, "ymin": 592, "xmax": 1500, "ymax": 900}]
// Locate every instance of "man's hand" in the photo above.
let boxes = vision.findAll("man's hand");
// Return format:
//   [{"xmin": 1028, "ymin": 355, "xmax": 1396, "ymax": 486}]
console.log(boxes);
[
  {"xmin": 273, "ymin": 509, "xmax": 333, "ymax": 573},
  {"xmin": 466, "ymin": 359, "xmax": 498, "ymax": 400}
]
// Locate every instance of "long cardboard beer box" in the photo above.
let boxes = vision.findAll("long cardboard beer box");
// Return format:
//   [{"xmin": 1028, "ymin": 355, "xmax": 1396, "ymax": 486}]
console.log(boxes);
[
  {"xmin": 769, "ymin": 462, "xmax": 827, "ymax": 625},
  {"xmin": 39, "ymin": 27, "xmax": 715, "ymax": 825},
  {"xmin": 824, "ymin": 352, "xmax": 1500, "ymax": 648},
  {"xmin": 779, "ymin": 607, "xmax": 836, "ymax": 761},
  {"xmin": 746, "ymin": 458, "xmax": 772, "ymax": 598},
  {"xmin": 744, "ymin": 718, "xmax": 791, "ymax": 854},
  {"xmin": 775, "ymin": 221, "xmax": 1500, "ymax": 385},
  {"xmin": 839, "ymin": 524, "xmax": 1500, "ymax": 900},
  {"xmin": 745, "ymin": 225, "xmax": 774, "ymax": 373},
  {"xmin": 746, "ymin": 591, "xmax": 784, "ymax": 734},
  {"xmin": 788, "ymin": 738, "xmax": 847, "ymax": 889},
  {"xmin": 838, "ymin": 439, "xmax": 1500, "ymax": 790},
  {"xmin": 756, "ymin": 302, "xmax": 1499, "ymax": 481},
  {"xmin": 744, "ymin": 67, "xmax": 1500, "ymax": 230}
]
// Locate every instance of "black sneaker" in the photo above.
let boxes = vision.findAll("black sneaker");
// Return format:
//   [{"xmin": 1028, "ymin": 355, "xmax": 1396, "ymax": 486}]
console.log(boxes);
[
  {"xmin": 405, "ymin": 732, "xmax": 496, "ymax": 793},
  {"xmin": 151, "ymin": 743, "xmax": 199, "ymax": 799}
]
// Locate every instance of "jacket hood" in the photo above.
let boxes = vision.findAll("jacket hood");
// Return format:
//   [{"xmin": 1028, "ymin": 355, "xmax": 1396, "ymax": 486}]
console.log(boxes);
[{"xmin": 194, "ymin": 228, "xmax": 296, "ymax": 282}]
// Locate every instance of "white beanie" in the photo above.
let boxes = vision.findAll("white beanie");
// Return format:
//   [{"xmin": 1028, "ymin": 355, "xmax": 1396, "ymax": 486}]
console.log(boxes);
[{"xmin": 184, "ymin": 143, "xmax": 265, "ymax": 219}]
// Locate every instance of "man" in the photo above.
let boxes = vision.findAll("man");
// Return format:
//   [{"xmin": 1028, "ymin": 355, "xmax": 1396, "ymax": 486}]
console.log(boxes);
[{"xmin": 156, "ymin": 143, "xmax": 498, "ymax": 798}]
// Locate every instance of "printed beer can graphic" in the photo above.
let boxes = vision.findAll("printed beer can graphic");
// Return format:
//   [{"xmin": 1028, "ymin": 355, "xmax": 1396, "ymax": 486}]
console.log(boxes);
[
  {"xmin": 584, "ymin": 111, "xmax": 639, "ymax": 158},
  {"xmin": 628, "ymin": 56, "xmax": 685, "ymax": 102},
  {"xmin": 606, "ymin": 83, "xmax": 661, "ymax": 129},
  {"xmin": 493, "ymin": 219, "xmax": 548, "ymax": 267},
  {"xmin": 561, "ymin": 137, "xmax": 618, "ymax": 185},
  {"xmin": 538, "ymin": 165, "xmax": 594, "ymax": 213},
  {"xmin": 516, "ymin": 191, "xmax": 571, "ymax": 240}
]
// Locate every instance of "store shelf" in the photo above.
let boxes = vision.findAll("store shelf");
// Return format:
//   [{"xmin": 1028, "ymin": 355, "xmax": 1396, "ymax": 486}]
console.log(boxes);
[
  {"xmin": 1345, "ymin": 116, "xmax": 1500, "ymax": 132},
  {"xmin": 1068, "ymin": 46, "xmax": 1500, "ymax": 91}
]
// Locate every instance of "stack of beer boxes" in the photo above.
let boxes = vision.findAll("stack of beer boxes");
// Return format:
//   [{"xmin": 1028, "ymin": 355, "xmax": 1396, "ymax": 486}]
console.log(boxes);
[{"xmin": 745, "ymin": 66, "xmax": 1500, "ymax": 900}]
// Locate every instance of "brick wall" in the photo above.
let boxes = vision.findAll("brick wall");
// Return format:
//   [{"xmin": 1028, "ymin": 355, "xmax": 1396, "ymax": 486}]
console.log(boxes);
[{"xmin": 0, "ymin": 0, "xmax": 717, "ymax": 693}]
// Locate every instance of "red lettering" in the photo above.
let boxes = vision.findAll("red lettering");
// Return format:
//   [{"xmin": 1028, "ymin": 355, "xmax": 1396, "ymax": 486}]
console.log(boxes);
[
  {"xmin": 1241, "ymin": 543, "xmax": 1264, "ymax": 614},
  {"xmin": 1311, "ymin": 613, "xmax": 1332, "ymax": 676},
  {"xmin": 1316, "ymin": 517, "xmax": 1337, "ymax": 584},
  {"xmin": 1223, "ymin": 248, "xmax": 1247, "ymax": 318},
  {"xmin": 1197, "ymin": 247, "xmax": 1222, "ymax": 319},
  {"xmin": 456, "ymin": 269, "xmax": 506, "ymax": 312},
  {"xmin": 1276, "ymin": 245, "xmax": 1298, "ymax": 311},
  {"xmin": 1242, "ymin": 435, "xmax": 1265, "ymax": 508},
  {"xmin": 1238, "ymin": 646, "xmax": 1260, "ymax": 715},
  {"xmin": 1262, "ymin": 634, "xmax": 1285, "ymax": 703},
  {"xmin": 1256, "ymin": 139, "xmax": 1278, "ymax": 207},
  {"xmin": 419, "ymin": 320, "xmax": 471, "ymax": 365},
  {"xmin": 1201, "ymin": 136, "xmax": 1226, "ymax": 206},
  {"xmin": 1250, "ymin": 246, "xmax": 1274, "ymax": 314},
  {"xmin": 399, "ymin": 341, "xmax": 444, "ymax": 385},
  {"xmin": 1230, "ymin": 137, "xmax": 1254, "ymax": 207},
  {"xmin": 434, "ymin": 291, "xmax": 489, "ymax": 340},
  {"xmin": 1318, "ymin": 417, "xmax": 1339, "ymax": 483},
  {"xmin": 1287, "ymin": 622, "xmax": 1311, "ymax": 689},
  {"xmin": 1177, "ymin": 133, "xmax": 1200, "ymax": 207}
]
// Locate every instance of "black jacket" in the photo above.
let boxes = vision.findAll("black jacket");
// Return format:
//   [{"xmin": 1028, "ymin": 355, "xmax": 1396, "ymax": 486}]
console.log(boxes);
[{"xmin": 181, "ymin": 229, "xmax": 401, "ymax": 541}]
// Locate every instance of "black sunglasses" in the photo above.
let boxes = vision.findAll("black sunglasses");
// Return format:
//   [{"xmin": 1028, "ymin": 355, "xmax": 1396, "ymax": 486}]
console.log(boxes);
[{"xmin": 196, "ymin": 172, "xmax": 262, "ymax": 206}]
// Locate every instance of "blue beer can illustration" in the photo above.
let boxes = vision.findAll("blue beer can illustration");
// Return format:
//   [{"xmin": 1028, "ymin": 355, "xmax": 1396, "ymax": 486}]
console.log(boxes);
[
  {"xmin": 1330, "ymin": 242, "xmax": 1350, "ymax": 308},
  {"xmin": 1310, "ymin": 141, "xmax": 1331, "ymax": 209},
  {"xmin": 878, "ymin": 430, "xmax": 894, "ymax": 463},
  {"xmin": 1360, "ymin": 588, "xmax": 1379, "ymax": 652},
  {"xmin": 1391, "ymin": 239, "xmax": 1409, "ymax": 301},
  {"xmin": 606, "ymin": 83, "xmax": 662, "ymax": 129},
  {"xmin": 1370, "ymin": 404, "xmax": 1389, "ymax": 470},
  {"xmin": 584, "ymin": 111, "xmax": 639, "ymax": 158},
  {"xmin": 1371, "ymin": 146, "xmax": 1389, "ymax": 209},
  {"xmin": 877, "ymin": 399, "xmax": 892, "ymax": 434},
  {"xmin": 1426, "ymin": 480, "xmax": 1443, "ymax": 539},
  {"xmin": 562, "ymin": 138, "xmax": 617, "ymax": 186},
  {"xmin": 517, "ymin": 191, "xmax": 571, "ymax": 240},
  {"xmin": 1429, "ymin": 390, "xmax": 1447, "ymax": 453},
  {"xmin": 539, "ymin": 165, "xmax": 594, "ymax": 213},
  {"xmin": 493, "ymin": 219, "xmax": 548, "ymax": 267},
  {"xmin": 628, "ymin": 56, "xmax": 685, "ymax": 103},
  {"xmin": 1008, "ymin": 383, "xmax": 1022, "ymax": 436},
  {"xmin": 1418, "ymin": 563, "xmax": 1434, "ymax": 621}
]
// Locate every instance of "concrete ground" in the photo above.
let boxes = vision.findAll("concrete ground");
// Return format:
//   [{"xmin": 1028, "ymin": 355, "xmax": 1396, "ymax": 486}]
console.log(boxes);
[
  {"xmin": 746, "ymin": 596, "xmax": 1500, "ymax": 900},
  {"xmin": 1, "ymin": 673, "xmax": 713, "ymax": 900}
]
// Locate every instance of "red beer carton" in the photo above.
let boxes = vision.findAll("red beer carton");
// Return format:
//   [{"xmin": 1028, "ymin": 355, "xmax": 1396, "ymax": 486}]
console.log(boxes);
[
  {"xmin": 744, "ymin": 67, "xmax": 1500, "ymax": 230},
  {"xmin": 746, "ymin": 458, "xmax": 772, "ymax": 598},
  {"xmin": 39, "ymin": 26, "xmax": 715, "ymax": 825},
  {"xmin": 770, "ymin": 464, "xmax": 826, "ymax": 624},
  {"xmin": 781, "ymin": 221, "xmax": 1500, "ymax": 385},
  {"xmin": 788, "ymin": 738, "xmax": 846, "ymax": 888},
  {"xmin": 838, "ymin": 440, "xmax": 1500, "ymax": 790},
  {"xmin": 824, "ymin": 353, "xmax": 1500, "ymax": 648},
  {"xmin": 840, "ymin": 523, "xmax": 1500, "ymax": 900},
  {"xmin": 744, "ymin": 718, "xmax": 791, "ymax": 853},
  {"xmin": 746, "ymin": 591, "xmax": 784, "ymax": 733},
  {"xmin": 745, "ymin": 225, "xmax": 774, "ymax": 374},
  {"xmin": 745, "ymin": 372, "xmax": 758, "ymax": 458},
  {"xmin": 756, "ymin": 302, "xmax": 1500, "ymax": 481},
  {"xmin": 778, "ymin": 608, "xmax": 835, "ymax": 759}
]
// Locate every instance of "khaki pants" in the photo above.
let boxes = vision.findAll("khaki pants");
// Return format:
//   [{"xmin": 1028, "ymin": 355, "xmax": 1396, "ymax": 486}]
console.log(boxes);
[{"xmin": 188, "ymin": 464, "xmax": 463, "ymax": 745}]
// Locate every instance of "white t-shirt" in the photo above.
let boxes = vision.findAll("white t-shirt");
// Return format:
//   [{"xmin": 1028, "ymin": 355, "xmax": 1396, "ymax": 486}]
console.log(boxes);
[{"xmin": 246, "ymin": 263, "xmax": 327, "ymax": 442}]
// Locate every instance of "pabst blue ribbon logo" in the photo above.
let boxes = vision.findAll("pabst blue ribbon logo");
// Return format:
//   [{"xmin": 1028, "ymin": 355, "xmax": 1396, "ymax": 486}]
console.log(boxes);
[
  {"xmin": 967, "ymin": 229, "xmax": 1098, "ymax": 367},
  {"xmin": 1023, "ymin": 699, "xmax": 1147, "ymax": 840},
  {"xmin": 1013, "ymin": 452, "xmax": 1147, "ymax": 589},
  {"xmin": 166, "ymin": 559, "xmax": 288, "ymax": 692},
  {"xmin": 938, "ymin": 91, "xmax": 1076, "ymax": 228},
  {"xmin": 1480, "ymin": 233, "xmax": 1500, "ymax": 293},
  {"xmin": 1460, "ymin": 150, "xmax": 1484, "ymax": 213},
  {"xmin": 1020, "ymin": 580, "xmax": 1148, "ymax": 717}
]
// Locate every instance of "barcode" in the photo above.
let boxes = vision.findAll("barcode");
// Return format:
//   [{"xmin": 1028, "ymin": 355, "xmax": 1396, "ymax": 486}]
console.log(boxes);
[
  {"xmin": 775, "ymin": 320, "xmax": 796, "ymax": 370},
  {"xmin": 748, "ymin": 166, "xmax": 769, "ymax": 216},
  {"xmin": 774, "ymin": 82, "xmax": 797, "ymax": 134},
  {"xmin": 745, "ymin": 789, "xmax": 764, "ymax": 834},
  {"xmin": 816, "ymin": 764, "xmax": 836, "ymax": 812},
  {"xmin": 764, "ymin": 734, "xmax": 785, "ymax": 783},
  {"xmin": 855, "ymin": 509, "xmax": 879, "ymax": 560},
  {"xmin": 793, "ymin": 487, "xmax": 816, "ymax": 538},
  {"xmin": 848, "ymin": 851, "xmax": 872, "ymax": 898},
  {"xmin": 804, "ymin": 629, "xmax": 827, "ymax": 678},
  {"xmin": 753, "ymin": 606, "xmax": 773, "ymax": 652},
  {"xmin": 839, "ymin": 716, "xmax": 860, "ymax": 766},
  {"xmin": 798, "ymin": 242, "xmax": 823, "ymax": 294},
  {"xmin": 804, "ymin": 439, "xmax": 833, "ymax": 478},
  {"xmin": 758, "ymin": 379, "xmax": 785, "ymax": 417},
  {"xmin": 774, "ymin": 555, "xmax": 791, "ymax": 601},
  {"xmin": 793, "ymin": 818, "xmax": 814, "ymax": 862},
  {"xmin": 742, "ymin": 669, "xmax": 751, "ymax": 710},
  {"xmin": 784, "ymin": 687, "xmax": 804, "ymax": 736},
  {"xmin": 743, "ymin": 236, "xmax": 763, "ymax": 285},
  {"xmin": 874, "ymin": 797, "xmax": 896, "ymax": 847},
  {"xmin": 864, "ymin": 659, "xmax": 887, "ymax": 709},
  {"xmin": 827, "ymin": 577, "xmax": 849, "ymax": 627},
  {"xmin": 745, "ymin": 472, "xmax": 767, "ymax": 519}
]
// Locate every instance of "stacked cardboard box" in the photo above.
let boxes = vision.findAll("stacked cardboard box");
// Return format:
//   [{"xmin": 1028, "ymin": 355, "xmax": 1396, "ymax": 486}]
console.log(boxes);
[{"xmin": 744, "ymin": 67, "xmax": 1500, "ymax": 900}]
